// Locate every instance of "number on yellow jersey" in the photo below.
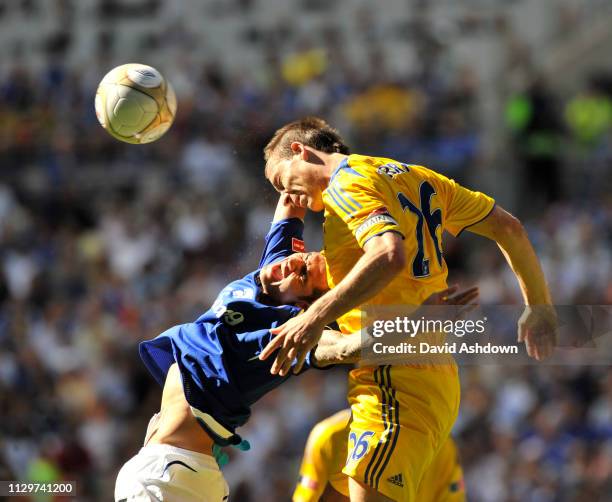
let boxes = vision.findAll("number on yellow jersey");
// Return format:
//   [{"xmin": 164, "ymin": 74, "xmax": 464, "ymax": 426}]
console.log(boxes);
[{"xmin": 397, "ymin": 182, "xmax": 442, "ymax": 278}]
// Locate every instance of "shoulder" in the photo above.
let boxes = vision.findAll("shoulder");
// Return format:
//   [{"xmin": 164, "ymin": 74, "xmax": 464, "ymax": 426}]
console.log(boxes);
[
  {"xmin": 337, "ymin": 155, "xmax": 428, "ymax": 184},
  {"xmin": 330, "ymin": 155, "xmax": 371, "ymax": 183},
  {"xmin": 218, "ymin": 276, "xmax": 258, "ymax": 304},
  {"xmin": 210, "ymin": 277, "xmax": 257, "ymax": 315}
]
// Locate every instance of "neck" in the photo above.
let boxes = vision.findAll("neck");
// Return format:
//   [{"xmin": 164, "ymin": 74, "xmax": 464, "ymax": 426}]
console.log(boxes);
[{"xmin": 319, "ymin": 152, "xmax": 347, "ymax": 187}]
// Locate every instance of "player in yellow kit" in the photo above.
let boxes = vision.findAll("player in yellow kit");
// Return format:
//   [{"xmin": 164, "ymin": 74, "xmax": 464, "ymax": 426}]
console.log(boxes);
[
  {"xmin": 261, "ymin": 117, "xmax": 556, "ymax": 501},
  {"xmin": 293, "ymin": 409, "xmax": 352, "ymax": 502},
  {"xmin": 293, "ymin": 409, "xmax": 465, "ymax": 502}
]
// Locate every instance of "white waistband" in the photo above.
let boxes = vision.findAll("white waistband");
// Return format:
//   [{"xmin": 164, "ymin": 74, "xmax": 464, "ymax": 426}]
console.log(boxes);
[{"xmin": 139, "ymin": 444, "xmax": 217, "ymax": 468}]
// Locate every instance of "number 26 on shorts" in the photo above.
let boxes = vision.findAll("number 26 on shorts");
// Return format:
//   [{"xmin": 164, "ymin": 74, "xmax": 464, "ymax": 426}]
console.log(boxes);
[{"xmin": 347, "ymin": 431, "xmax": 375, "ymax": 463}]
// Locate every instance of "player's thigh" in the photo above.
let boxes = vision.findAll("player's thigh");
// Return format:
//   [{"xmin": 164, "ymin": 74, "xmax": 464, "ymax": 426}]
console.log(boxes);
[{"xmin": 348, "ymin": 477, "xmax": 395, "ymax": 502}]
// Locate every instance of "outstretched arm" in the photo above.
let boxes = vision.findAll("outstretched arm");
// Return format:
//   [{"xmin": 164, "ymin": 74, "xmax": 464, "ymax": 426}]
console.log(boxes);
[
  {"xmin": 302, "ymin": 232, "xmax": 406, "ymax": 331},
  {"xmin": 466, "ymin": 205, "xmax": 556, "ymax": 360},
  {"xmin": 259, "ymin": 194, "xmax": 307, "ymax": 268},
  {"xmin": 260, "ymin": 231, "xmax": 406, "ymax": 375},
  {"xmin": 313, "ymin": 330, "xmax": 361, "ymax": 367},
  {"xmin": 312, "ymin": 285, "xmax": 479, "ymax": 367}
]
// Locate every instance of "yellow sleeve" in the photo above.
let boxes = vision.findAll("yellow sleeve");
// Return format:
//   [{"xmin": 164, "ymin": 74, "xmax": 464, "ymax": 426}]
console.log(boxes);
[
  {"xmin": 431, "ymin": 172, "xmax": 496, "ymax": 237},
  {"xmin": 325, "ymin": 170, "xmax": 404, "ymax": 248},
  {"xmin": 292, "ymin": 424, "xmax": 329, "ymax": 502}
]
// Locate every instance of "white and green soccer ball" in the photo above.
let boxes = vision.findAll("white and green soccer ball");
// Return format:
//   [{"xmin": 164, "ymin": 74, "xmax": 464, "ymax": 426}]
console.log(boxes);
[{"xmin": 95, "ymin": 63, "xmax": 177, "ymax": 144}]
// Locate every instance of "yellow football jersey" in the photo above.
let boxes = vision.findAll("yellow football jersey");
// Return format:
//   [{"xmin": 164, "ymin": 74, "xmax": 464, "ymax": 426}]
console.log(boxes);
[{"xmin": 322, "ymin": 154, "xmax": 495, "ymax": 334}]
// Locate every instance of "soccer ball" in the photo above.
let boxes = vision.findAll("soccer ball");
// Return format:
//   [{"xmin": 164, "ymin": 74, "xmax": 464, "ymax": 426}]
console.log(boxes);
[{"xmin": 95, "ymin": 63, "xmax": 177, "ymax": 144}]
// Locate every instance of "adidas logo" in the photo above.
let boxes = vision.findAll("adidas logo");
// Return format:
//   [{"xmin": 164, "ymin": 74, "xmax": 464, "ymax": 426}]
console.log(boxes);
[{"xmin": 387, "ymin": 473, "xmax": 403, "ymax": 487}]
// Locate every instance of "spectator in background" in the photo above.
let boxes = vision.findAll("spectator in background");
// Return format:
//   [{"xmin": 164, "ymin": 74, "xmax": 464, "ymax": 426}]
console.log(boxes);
[
  {"xmin": 506, "ymin": 76, "xmax": 565, "ymax": 210},
  {"xmin": 564, "ymin": 73, "xmax": 612, "ymax": 201},
  {"xmin": 565, "ymin": 74, "xmax": 612, "ymax": 150}
]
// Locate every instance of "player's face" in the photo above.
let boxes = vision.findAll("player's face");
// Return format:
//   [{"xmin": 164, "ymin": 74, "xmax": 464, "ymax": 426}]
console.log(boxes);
[
  {"xmin": 260, "ymin": 252, "xmax": 328, "ymax": 305},
  {"xmin": 268, "ymin": 155, "xmax": 325, "ymax": 212}
]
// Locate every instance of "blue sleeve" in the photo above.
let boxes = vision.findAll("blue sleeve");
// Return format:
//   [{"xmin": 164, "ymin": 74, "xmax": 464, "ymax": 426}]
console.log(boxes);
[{"xmin": 258, "ymin": 218, "xmax": 305, "ymax": 267}]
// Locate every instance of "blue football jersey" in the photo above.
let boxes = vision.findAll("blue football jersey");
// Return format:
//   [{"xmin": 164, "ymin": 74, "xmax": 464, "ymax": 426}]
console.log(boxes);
[{"xmin": 139, "ymin": 218, "xmax": 315, "ymax": 435}]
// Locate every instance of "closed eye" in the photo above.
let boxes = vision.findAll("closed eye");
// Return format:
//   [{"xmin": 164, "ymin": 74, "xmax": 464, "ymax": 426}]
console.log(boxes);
[{"xmin": 300, "ymin": 254, "xmax": 312, "ymax": 280}]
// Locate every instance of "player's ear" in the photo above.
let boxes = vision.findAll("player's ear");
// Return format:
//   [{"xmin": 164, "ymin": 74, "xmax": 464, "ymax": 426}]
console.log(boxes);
[{"xmin": 290, "ymin": 141, "xmax": 308, "ymax": 160}]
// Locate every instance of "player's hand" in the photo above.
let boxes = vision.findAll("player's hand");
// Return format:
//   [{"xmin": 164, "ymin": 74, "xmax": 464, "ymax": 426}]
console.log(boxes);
[
  {"xmin": 279, "ymin": 193, "xmax": 307, "ymax": 220},
  {"xmin": 518, "ymin": 305, "xmax": 557, "ymax": 360},
  {"xmin": 259, "ymin": 313, "xmax": 326, "ymax": 376},
  {"xmin": 273, "ymin": 193, "xmax": 307, "ymax": 222}
]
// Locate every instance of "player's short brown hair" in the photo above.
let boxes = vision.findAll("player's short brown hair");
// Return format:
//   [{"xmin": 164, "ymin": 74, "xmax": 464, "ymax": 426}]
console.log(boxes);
[{"xmin": 264, "ymin": 117, "xmax": 349, "ymax": 177}]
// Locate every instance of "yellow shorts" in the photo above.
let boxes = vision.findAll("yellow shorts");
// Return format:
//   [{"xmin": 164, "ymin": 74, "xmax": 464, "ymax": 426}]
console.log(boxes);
[
  {"xmin": 342, "ymin": 364, "xmax": 461, "ymax": 501},
  {"xmin": 293, "ymin": 407, "xmax": 464, "ymax": 502}
]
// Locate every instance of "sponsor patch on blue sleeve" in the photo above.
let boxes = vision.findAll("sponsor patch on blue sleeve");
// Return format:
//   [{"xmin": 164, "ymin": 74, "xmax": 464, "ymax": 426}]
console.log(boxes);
[{"xmin": 292, "ymin": 238, "xmax": 305, "ymax": 252}]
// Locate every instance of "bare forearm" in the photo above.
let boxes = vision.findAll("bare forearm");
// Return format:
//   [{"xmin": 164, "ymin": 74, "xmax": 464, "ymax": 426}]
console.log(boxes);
[
  {"xmin": 311, "ymin": 286, "xmax": 478, "ymax": 365},
  {"xmin": 260, "ymin": 233, "xmax": 404, "ymax": 374},
  {"xmin": 467, "ymin": 206, "xmax": 555, "ymax": 360},
  {"xmin": 306, "ymin": 234, "xmax": 404, "ymax": 328},
  {"xmin": 497, "ymin": 230, "xmax": 551, "ymax": 305},
  {"xmin": 313, "ymin": 330, "xmax": 361, "ymax": 366},
  {"xmin": 468, "ymin": 206, "xmax": 552, "ymax": 305}
]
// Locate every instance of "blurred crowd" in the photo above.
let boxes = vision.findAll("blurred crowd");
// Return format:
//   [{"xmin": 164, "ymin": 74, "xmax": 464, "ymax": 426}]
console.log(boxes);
[{"xmin": 1, "ymin": 1, "xmax": 612, "ymax": 501}]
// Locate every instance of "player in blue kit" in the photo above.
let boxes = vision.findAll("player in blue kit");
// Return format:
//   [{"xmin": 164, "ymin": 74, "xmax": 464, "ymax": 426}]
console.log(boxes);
[
  {"xmin": 114, "ymin": 194, "xmax": 351, "ymax": 502},
  {"xmin": 114, "ymin": 194, "xmax": 474, "ymax": 502},
  {"xmin": 137, "ymin": 198, "xmax": 329, "ymax": 447}
]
